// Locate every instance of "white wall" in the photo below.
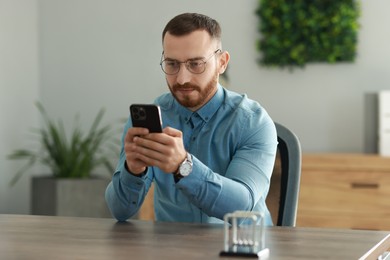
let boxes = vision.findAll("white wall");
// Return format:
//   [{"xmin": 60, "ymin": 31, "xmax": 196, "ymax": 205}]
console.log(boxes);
[
  {"xmin": 38, "ymin": 0, "xmax": 390, "ymax": 152},
  {"xmin": 0, "ymin": 0, "xmax": 40, "ymax": 214},
  {"xmin": 1, "ymin": 0, "xmax": 390, "ymax": 214}
]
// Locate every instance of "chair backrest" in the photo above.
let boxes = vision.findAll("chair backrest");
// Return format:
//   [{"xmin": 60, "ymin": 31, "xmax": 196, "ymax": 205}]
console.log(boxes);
[{"xmin": 266, "ymin": 122, "xmax": 302, "ymax": 227}]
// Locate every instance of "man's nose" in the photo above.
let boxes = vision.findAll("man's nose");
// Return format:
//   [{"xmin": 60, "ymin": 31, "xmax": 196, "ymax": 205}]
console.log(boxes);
[{"xmin": 176, "ymin": 64, "xmax": 192, "ymax": 85}]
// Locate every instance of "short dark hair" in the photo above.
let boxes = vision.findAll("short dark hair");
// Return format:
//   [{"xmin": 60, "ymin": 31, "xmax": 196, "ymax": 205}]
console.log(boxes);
[{"xmin": 162, "ymin": 13, "xmax": 221, "ymax": 43}]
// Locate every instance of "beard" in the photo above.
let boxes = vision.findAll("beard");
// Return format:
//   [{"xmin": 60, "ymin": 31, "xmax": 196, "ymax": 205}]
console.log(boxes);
[{"xmin": 168, "ymin": 70, "xmax": 219, "ymax": 110}]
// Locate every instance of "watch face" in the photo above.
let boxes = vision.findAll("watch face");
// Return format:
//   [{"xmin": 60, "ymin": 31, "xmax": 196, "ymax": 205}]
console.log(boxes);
[{"xmin": 180, "ymin": 163, "xmax": 192, "ymax": 176}]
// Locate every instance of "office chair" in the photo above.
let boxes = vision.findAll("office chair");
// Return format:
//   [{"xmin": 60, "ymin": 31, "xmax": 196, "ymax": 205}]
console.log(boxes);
[{"xmin": 266, "ymin": 122, "xmax": 302, "ymax": 227}]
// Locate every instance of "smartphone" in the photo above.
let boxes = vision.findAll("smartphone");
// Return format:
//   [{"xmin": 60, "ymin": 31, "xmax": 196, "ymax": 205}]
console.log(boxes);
[{"xmin": 130, "ymin": 104, "xmax": 163, "ymax": 133}]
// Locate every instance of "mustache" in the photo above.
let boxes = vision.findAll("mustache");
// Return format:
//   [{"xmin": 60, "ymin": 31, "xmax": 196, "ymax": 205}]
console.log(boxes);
[{"xmin": 172, "ymin": 83, "xmax": 200, "ymax": 92}]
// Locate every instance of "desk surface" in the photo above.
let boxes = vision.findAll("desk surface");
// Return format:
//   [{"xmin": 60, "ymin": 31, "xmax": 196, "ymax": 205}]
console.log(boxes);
[{"xmin": 0, "ymin": 214, "xmax": 388, "ymax": 260}]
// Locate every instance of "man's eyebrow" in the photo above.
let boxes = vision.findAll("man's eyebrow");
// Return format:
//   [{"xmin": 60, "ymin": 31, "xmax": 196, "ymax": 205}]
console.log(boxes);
[
  {"xmin": 164, "ymin": 56, "xmax": 205, "ymax": 61},
  {"xmin": 188, "ymin": 56, "xmax": 205, "ymax": 61}
]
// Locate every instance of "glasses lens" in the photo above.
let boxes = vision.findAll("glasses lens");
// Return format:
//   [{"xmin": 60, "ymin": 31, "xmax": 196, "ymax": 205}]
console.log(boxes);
[
  {"xmin": 186, "ymin": 60, "xmax": 206, "ymax": 74},
  {"xmin": 161, "ymin": 60, "xmax": 179, "ymax": 75}
]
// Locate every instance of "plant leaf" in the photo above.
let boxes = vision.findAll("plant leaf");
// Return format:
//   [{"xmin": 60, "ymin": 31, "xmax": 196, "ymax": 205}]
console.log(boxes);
[{"xmin": 8, "ymin": 102, "xmax": 121, "ymax": 185}]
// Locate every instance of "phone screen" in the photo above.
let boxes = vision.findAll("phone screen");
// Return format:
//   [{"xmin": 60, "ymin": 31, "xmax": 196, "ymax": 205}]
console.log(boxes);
[{"xmin": 130, "ymin": 104, "xmax": 163, "ymax": 133}]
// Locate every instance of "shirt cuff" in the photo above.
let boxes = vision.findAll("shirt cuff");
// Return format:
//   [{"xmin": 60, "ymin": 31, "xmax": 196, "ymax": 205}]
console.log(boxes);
[
  {"xmin": 124, "ymin": 161, "xmax": 148, "ymax": 177},
  {"xmin": 120, "ymin": 162, "xmax": 149, "ymax": 188}
]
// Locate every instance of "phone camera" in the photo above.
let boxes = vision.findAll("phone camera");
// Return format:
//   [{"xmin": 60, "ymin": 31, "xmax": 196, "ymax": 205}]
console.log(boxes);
[
  {"xmin": 139, "ymin": 109, "xmax": 146, "ymax": 117},
  {"xmin": 132, "ymin": 106, "xmax": 147, "ymax": 120}
]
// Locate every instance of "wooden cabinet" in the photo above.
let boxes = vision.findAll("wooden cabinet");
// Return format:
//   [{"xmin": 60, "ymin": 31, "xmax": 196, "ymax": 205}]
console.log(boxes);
[
  {"xmin": 297, "ymin": 153, "xmax": 390, "ymax": 230},
  {"xmin": 138, "ymin": 184, "xmax": 154, "ymax": 221}
]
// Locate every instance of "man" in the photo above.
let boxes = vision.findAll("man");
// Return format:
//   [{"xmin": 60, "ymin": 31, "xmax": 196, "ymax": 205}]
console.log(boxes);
[{"xmin": 105, "ymin": 13, "xmax": 277, "ymax": 225}]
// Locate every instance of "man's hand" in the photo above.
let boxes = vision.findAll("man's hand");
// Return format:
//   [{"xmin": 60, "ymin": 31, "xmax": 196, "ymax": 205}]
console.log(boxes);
[{"xmin": 124, "ymin": 127, "xmax": 186, "ymax": 174}]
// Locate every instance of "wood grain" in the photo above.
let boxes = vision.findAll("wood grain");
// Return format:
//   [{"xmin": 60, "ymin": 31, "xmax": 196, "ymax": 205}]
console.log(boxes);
[
  {"xmin": 0, "ymin": 214, "xmax": 389, "ymax": 260},
  {"xmin": 298, "ymin": 153, "xmax": 390, "ymax": 230}
]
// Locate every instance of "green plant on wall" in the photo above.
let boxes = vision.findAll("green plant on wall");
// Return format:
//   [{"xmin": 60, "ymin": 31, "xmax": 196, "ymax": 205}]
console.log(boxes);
[{"xmin": 256, "ymin": 0, "xmax": 360, "ymax": 68}]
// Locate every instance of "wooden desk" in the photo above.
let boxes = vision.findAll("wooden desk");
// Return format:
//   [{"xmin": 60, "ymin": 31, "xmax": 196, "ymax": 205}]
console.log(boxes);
[{"xmin": 0, "ymin": 214, "xmax": 389, "ymax": 259}]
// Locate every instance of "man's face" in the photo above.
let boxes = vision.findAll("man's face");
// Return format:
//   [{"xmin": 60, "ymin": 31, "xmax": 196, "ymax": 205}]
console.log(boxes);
[{"xmin": 162, "ymin": 30, "xmax": 225, "ymax": 111}]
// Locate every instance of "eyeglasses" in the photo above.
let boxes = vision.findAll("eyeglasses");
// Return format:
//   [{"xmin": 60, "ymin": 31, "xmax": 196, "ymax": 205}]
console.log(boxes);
[{"xmin": 160, "ymin": 49, "xmax": 221, "ymax": 75}]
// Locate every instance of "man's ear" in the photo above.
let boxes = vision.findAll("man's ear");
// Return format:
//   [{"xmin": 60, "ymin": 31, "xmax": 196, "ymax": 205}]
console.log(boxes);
[{"xmin": 218, "ymin": 51, "xmax": 230, "ymax": 74}]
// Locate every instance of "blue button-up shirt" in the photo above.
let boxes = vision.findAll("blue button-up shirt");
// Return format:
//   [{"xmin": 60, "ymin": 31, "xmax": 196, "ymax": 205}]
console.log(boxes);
[{"xmin": 105, "ymin": 84, "xmax": 277, "ymax": 225}]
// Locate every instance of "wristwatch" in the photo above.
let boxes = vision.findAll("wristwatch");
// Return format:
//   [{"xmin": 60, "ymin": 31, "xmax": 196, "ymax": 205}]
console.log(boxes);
[{"xmin": 174, "ymin": 152, "xmax": 193, "ymax": 179}]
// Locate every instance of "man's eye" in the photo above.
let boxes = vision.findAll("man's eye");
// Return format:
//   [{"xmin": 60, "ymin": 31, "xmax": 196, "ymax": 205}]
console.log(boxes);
[
  {"xmin": 166, "ymin": 61, "xmax": 178, "ymax": 67},
  {"xmin": 189, "ymin": 61, "xmax": 203, "ymax": 68}
]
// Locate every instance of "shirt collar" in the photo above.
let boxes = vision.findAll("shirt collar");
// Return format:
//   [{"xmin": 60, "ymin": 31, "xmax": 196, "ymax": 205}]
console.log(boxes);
[
  {"xmin": 176, "ymin": 84, "xmax": 224, "ymax": 124},
  {"xmin": 196, "ymin": 84, "xmax": 224, "ymax": 122}
]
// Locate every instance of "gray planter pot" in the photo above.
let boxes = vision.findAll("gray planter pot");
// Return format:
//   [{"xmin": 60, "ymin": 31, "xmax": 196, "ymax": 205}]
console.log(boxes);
[{"xmin": 31, "ymin": 177, "xmax": 112, "ymax": 218}]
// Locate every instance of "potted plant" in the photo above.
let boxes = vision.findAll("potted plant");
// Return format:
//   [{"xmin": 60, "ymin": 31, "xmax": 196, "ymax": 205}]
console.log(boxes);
[{"xmin": 8, "ymin": 102, "xmax": 120, "ymax": 218}]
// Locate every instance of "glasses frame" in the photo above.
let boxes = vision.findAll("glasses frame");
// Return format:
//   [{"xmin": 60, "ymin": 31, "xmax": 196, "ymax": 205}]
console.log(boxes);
[{"xmin": 160, "ymin": 49, "xmax": 222, "ymax": 75}]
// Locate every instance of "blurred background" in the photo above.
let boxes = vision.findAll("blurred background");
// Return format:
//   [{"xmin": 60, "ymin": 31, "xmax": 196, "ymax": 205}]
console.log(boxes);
[{"xmin": 1, "ymin": 0, "xmax": 389, "ymax": 216}]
